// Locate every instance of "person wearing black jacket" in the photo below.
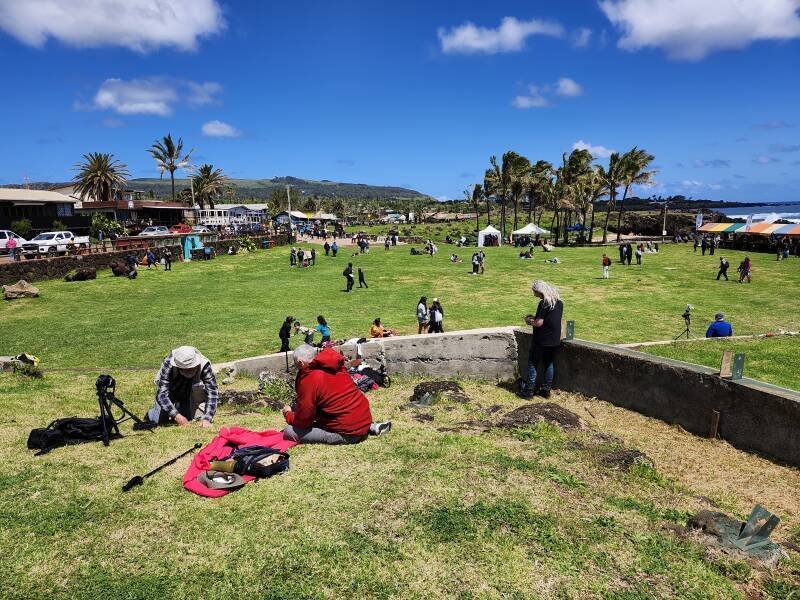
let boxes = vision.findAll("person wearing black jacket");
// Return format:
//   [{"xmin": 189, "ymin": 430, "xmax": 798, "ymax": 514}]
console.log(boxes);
[
  {"xmin": 519, "ymin": 280, "xmax": 564, "ymax": 399},
  {"xmin": 343, "ymin": 263, "xmax": 354, "ymax": 292},
  {"xmin": 279, "ymin": 316, "xmax": 294, "ymax": 352}
]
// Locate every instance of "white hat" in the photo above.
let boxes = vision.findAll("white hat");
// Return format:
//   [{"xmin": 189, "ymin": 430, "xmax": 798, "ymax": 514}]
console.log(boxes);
[
  {"xmin": 171, "ymin": 346, "xmax": 203, "ymax": 369},
  {"xmin": 433, "ymin": 297, "xmax": 439, "ymax": 302}
]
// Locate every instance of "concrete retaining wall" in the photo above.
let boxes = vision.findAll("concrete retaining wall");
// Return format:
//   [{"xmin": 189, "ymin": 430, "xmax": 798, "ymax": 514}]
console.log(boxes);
[{"xmin": 223, "ymin": 326, "xmax": 800, "ymax": 466}]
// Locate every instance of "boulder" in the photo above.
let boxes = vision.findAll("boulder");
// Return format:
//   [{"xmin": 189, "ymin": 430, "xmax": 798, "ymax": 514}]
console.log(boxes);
[
  {"xmin": 3, "ymin": 280, "xmax": 40, "ymax": 300},
  {"xmin": 110, "ymin": 260, "xmax": 132, "ymax": 277},
  {"xmin": 64, "ymin": 267, "xmax": 97, "ymax": 282}
]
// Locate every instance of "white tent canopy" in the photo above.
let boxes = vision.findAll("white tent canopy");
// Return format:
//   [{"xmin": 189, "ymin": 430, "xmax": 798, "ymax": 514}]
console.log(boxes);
[
  {"xmin": 511, "ymin": 223, "xmax": 550, "ymax": 240},
  {"xmin": 477, "ymin": 225, "xmax": 502, "ymax": 247}
]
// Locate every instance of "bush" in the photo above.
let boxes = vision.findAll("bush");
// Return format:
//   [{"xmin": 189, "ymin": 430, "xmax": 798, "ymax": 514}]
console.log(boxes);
[
  {"xmin": 90, "ymin": 213, "xmax": 127, "ymax": 238},
  {"xmin": 51, "ymin": 220, "xmax": 67, "ymax": 231},
  {"xmin": 11, "ymin": 219, "xmax": 32, "ymax": 239}
]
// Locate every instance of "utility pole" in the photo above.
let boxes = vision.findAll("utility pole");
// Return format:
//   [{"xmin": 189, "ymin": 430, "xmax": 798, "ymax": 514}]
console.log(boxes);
[{"xmin": 662, "ymin": 200, "xmax": 668, "ymax": 244}]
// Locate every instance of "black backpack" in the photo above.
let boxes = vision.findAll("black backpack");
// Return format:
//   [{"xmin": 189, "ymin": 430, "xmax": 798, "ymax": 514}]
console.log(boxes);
[
  {"xmin": 27, "ymin": 416, "xmax": 113, "ymax": 455},
  {"xmin": 223, "ymin": 445, "xmax": 290, "ymax": 478}
]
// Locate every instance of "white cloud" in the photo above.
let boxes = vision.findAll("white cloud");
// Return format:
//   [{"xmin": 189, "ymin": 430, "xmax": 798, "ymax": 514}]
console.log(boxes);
[
  {"xmin": 572, "ymin": 27, "xmax": 592, "ymax": 47},
  {"xmin": 87, "ymin": 77, "xmax": 221, "ymax": 116},
  {"xmin": 438, "ymin": 16, "xmax": 563, "ymax": 54},
  {"xmin": 555, "ymin": 77, "xmax": 583, "ymax": 97},
  {"xmin": 0, "ymin": 0, "xmax": 224, "ymax": 53},
  {"xmin": 754, "ymin": 155, "xmax": 781, "ymax": 164},
  {"xmin": 693, "ymin": 159, "xmax": 731, "ymax": 168},
  {"xmin": 572, "ymin": 140, "xmax": 615, "ymax": 158},
  {"xmin": 599, "ymin": 0, "xmax": 800, "ymax": 60},
  {"xmin": 681, "ymin": 179, "xmax": 723, "ymax": 191},
  {"xmin": 201, "ymin": 120, "xmax": 241, "ymax": 138},
  {"xmin": 512, "ymin": 86, "xmax": 548, "ymax": 109}
]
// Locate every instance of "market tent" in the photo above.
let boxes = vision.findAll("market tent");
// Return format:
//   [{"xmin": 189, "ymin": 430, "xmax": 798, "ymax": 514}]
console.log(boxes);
[
  {"xmin": 510, "ymin": 223, "xmax": 550, "ymax": 241},
  {"xmin": 477, "ymin": 225, "xmax": 502, "ymax": 247},
  {"xmin": 723, "ymin": 223, "xmax": 745, "ymax": 232},
  {"xmin": 756, "ymin": 224, "xmax": 785, "ymax": 235},
  {"xmin": 774, "ymin": 224, "xmax": 800, "ymax": 235},
  {"xmin": 747, "ymin": 223, "xmax": 773, "ymax": 234}
]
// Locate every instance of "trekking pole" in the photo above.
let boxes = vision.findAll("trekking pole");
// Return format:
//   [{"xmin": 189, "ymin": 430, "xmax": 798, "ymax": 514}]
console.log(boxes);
[{"xmin": 122, "ymin": 442, "xmax": 202, "ymax": 492}]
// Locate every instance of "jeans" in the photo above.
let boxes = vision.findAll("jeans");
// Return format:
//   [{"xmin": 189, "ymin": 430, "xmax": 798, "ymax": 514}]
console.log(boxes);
[
  {"xmin": 346, "ymin": 276, "xmax": 354, "ymax": 292},
  {"xmin": 282, "ymin": 425, "xmax": 367, "ymax": 445},
  {"xmin": 602, "ymin": 266, "xmax": 609, "ymax": 279},
  {"xmin": 521, "ymin": 345, "xmax": 558, "ymax": 394}
]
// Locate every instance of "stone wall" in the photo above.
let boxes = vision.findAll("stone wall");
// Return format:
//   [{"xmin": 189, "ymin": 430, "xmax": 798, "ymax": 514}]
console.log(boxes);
[
  {"xmin": 0, "ymin": 234, "xmax": 288, "ymax": 285},
  {"xmin": 223, "ymin": 326, "xmax": 800, "ymax": 466}
]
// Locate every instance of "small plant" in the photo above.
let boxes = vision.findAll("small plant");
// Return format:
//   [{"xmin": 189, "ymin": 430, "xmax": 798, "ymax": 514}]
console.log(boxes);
[
  {"xmin": 13, "ymin": 362, "xmax": 43, "ymax": 379},
  {"xmin": 239, "ymin": 237, "xmax": 257, "ymax": 253},
  {"xmin": 258, "ymin": 372, "xmax": 295, "ymax": 403},
  {"xmin": 10, "ymin": 218, "xmax": 32, "ymax": 239},
  {"xmin": 51, "ymin": 220, "xmax": 67, "ymax": 231}
]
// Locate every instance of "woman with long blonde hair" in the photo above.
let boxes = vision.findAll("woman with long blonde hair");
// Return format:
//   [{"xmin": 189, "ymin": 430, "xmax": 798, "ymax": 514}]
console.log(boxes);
[{"xmin": 519, "ymin": 280, "xmax": 564, "ymax": 399}]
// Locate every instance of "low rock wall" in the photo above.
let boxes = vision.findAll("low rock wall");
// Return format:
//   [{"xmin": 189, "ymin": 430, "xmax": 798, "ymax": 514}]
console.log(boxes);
[{"xmin": 224, "ymin": 326, "xmax": 800, "ymax": 466}]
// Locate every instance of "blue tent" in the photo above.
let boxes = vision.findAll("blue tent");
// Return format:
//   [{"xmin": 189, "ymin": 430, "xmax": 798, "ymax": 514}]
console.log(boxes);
[{"xmin": 566, "ymin": 223, "xmax": 588, "ymax": 231}]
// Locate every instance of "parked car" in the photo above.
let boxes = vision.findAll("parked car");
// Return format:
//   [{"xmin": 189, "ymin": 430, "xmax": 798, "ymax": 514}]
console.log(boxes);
[
  {"xmin": 21, "ymin": 231, "xmax": 91, "ymax": 258},
  {"xmin": 0, "ymin": 230, "xmax": 27, "ymax": 254},
  {"xmin": 169, "ymin": 223, "xmax": 192, "ymax": 234},
  {"xmin": 138, "ymin": 226, "xmax": 170, "ymax": 237},
  {"xmin": 191, "ymin": 225, "xmax": 212, "ymax": 233}
]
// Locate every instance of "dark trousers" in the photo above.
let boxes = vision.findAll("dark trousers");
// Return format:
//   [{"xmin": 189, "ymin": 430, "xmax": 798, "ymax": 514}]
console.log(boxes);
[
  {"xmin": 280, "ymin": 338, "xmax": 290, "ymax": 352},
  {"xmin": 165, "ymin": 259, "xmax": 171, "ymax": 271},
  {"xmin": 717, "ymin": 268, "xmax": 728, "ymax": 281},
  {"xmin": 522, "ymin": 345, "xmax": 558, "ymax": 394},
  {"xmin": 359, "ymin": 277, "xmax": 368, "ymax": 288},
  {"xmin": 346, "ymin": 276, "xmax": 353, "ymax": 292}
]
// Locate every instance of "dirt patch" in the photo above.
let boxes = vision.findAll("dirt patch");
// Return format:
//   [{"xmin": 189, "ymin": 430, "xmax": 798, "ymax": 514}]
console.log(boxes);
[
  {"xmin": 410, "ymin": 381, "xmax": 470, "ymax": 405},
  {"xmin": 499, "ymin": 403, "xmax": 588, "ymax": 431},
  {"xmin": 413, "ymin": 413, "xmax": 434, "ymax": 423},
  {"xmin": 218, "ymin": 390, "xmax": 283, "ymax": 411},
  {"xmin": 599, "ymin": 449, "xmax": 653, "ymax": 472},
  {"xmin": 436, "ymin": 420, "xmax": 493, "ymax": 434}
]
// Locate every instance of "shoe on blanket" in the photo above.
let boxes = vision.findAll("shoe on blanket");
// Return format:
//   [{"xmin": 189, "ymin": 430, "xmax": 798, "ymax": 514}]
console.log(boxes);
[{"xmin": 370, "ymin": 421, "xmax": 392, "ymax": 436}]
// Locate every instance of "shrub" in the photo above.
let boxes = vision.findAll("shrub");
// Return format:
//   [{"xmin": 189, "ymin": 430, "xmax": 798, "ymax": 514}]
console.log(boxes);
[
  {"xmin": 11, "ymin": 219, "xmax": 32, "ymax": 239},
  {"xmin": 51, "ymin": 220, "xmax": 67, "ymax": 231},
  {"xmin": 90, "ymin": 213, "xmax": 127, "ymax": 238}
]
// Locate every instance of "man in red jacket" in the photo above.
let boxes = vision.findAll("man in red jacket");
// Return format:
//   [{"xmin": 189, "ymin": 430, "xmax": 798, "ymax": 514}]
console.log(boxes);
[{"xmin": 282, "ymin": 345, "xmax": 392, "ymax": 444}]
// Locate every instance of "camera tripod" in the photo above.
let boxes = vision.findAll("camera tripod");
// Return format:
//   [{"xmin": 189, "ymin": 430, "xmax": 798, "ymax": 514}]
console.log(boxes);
[
  {"xmin": 674, "ymin": 314, "xmax": 692, "ymax": 340},
  {"xmin": 96, "ymin": 375, "xmax": 154, "ymax": 446}
]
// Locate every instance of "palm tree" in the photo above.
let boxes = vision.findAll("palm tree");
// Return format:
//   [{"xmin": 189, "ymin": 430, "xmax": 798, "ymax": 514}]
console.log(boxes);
[
  {"xmin": 526, "ymin": 160, "xmax": 552, "ymax": 224},
  {"xmin": 72, "ymin": 152, "xmax": 130, "ymax": 203},
  {"xmin": 463, "ymin": 184, "xmax": 483, "ymax": 233},
  {"xmin": 147, "ymin": 134, "xmax": 193, "ymax": 203},
  {"xmin": 598, "ymin": 153, "xmax": 622, "ymax": 243},
  {"xmin": 615, "ymin": 147, "xmax": 656, "ymax": 242},
  {"xmin": 193, "ymin": 164, "xmax": 226, "ymax": 210},
  {"xmin": 585, "ymin": 167, "xmax": 608, "ymax": 243},
  {"xmin": 485, "ymin": 151, "xmax": 530, "ymax": 237},
  {"xmin": 331, "ymin": 198, "xmax": 345, "ymax": 218}
]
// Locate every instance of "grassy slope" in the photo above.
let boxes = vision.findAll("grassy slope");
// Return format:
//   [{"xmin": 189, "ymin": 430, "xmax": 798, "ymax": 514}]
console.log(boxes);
[
  {"xmin": 1, "ymin": 372, "xmax": 798, "ymax": 598},
  {"xmin": 639, "ymin": 336, "xmax": 800, "ymax": 391},
  {"xmin": 1, "ymin": 243, "xmax": 797, "ymax": 383}
]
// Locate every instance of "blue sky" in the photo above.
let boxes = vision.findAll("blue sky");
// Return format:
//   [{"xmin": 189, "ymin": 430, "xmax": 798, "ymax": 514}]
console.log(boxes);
[{"xmin": 0, "ymin": 0, "xmax": 798, "ymax": 202}]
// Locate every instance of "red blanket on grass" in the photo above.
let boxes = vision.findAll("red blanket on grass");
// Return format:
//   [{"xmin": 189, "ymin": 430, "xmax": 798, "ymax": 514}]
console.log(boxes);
[{"xmin": 183, "ymin": 427, "xmax": 297, "ymax": 497}]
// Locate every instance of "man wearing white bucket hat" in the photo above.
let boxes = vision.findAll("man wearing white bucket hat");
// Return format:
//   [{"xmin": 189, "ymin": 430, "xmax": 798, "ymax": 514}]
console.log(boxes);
[{"xmin": 144, "ymin": 346, "xmax": 218, "ymax": 428}]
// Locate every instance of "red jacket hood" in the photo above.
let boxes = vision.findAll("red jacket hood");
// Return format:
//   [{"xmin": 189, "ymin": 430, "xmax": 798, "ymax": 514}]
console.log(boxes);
[{"xmin": 304, "ymin": 348, "xmax": 346, "ymax": 374}]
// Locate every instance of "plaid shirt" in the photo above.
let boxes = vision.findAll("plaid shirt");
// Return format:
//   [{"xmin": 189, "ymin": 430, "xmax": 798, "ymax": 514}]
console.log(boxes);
[{"xmin": 154, "ymin": 357, "xmax": 219, "ymax": 421}]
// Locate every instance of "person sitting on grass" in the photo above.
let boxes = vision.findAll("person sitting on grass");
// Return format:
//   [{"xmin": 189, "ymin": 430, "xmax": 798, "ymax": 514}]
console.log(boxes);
[
  {"xmin": 370, "ymin": 317, "xmax": 396, "ymax": 338},
  {"xmin": 450, "ymin": 253, "xmax": 462, "ymax": 263},
  {"xmin": 706, "ymin": 312, "xmax": 733, "ymax": 338},
  {"xmin": 144, "ymin": 346, "xmax": 217, "ymax": 428},
  {"xmin": 282, "ymin": 344, "xmax": 392, "ymax": 444}
]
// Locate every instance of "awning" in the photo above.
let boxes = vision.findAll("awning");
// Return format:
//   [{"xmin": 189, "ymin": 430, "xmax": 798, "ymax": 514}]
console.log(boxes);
[
  {"xmin": 774, "ymin": 224, "xmax": 800, "ymax": 235},
  {"xmin": 722, "ymin": 223, "xmax": 744, "ymax": 232}
]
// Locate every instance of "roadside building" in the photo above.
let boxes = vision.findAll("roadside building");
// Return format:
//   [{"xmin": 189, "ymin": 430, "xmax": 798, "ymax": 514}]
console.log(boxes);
[{"xmin": 0, "ymin": 188, "xmax": 85, "ymax": 233}]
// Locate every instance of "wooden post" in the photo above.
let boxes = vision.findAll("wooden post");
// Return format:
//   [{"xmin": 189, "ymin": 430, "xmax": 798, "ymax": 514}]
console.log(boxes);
[
  {"xmin": 719, "ymin": 351, "xmax": 733, "ymax": 378},
  {"xmin": 709, "ymin": 410, "xmax": 720, "ymax": 439}
]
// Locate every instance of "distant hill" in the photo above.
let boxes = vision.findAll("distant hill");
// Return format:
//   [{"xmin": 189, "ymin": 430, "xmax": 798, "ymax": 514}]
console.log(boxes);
[
  {"xmin": 1, "ymin": 176, "xmax": 427, "ymax": 201},
  {"xmin": 128, "ymin": 176, "xmax": 425, "ymax": 200}
]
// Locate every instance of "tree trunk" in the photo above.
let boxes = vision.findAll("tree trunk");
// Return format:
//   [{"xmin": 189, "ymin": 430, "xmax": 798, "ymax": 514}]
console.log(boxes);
[
  {"xmin": 527, "ymin": 194, "xmax": 533, "ymax": 223},
  {"xmin": 536, "ymin": 209, "xmax": 543, "ymax": 227},
  {"xmin": 170, "ymin": 170, "xmax": 176, "ymax": 203},
  {"xmin": 602, "ymin": 200, "xmax": 613, "ymax": 244},
  {"xmin": 615, "ymin": 185, "xmax": 630, "ymax": 243},
  {"xmin": 588, "ymin": 206, "xmax": 596, "ymax": 245},
  {"xmin": 513, "ymin": 201, "xmax": 518, "ymax": 233},
  {"xmin": 553, "ymin": 209, "xmax": 561, "ymax": 245},
  {"xmin": 486, "ymin": 201, "xmax": 491, "ymax": 226}
]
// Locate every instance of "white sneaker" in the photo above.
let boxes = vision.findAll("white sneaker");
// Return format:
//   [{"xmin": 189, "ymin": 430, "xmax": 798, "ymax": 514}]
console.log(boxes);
[{"xmin": 370, "ymin": 421, "xmax": 392, "ymax": 436}]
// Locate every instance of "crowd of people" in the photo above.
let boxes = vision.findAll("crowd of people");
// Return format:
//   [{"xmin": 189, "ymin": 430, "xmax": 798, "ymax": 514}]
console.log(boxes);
[
  {"xmin": 289, "ymin": 246, "xmax": 317, "ymax": 268},
  {"xmin": 416, "ymin": 296, "xmax": 445, "ymax": 334}
]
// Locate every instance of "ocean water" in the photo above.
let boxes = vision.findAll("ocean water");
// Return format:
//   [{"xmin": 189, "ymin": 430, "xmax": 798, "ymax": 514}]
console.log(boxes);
[{"xmin": 719, "ymin": 203, "xmax": 800, "ymax": 224}]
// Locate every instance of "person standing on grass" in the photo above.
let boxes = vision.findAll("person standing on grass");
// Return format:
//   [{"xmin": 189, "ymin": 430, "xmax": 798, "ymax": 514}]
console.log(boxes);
[
  {"xmin": 358, "ymin": 267, "xmax": 368, "ymax": 288},
  {"xmin": 739, "ymin": 256, "xmax": 752, "ymax": 283},
  {"xmin": 710, "ymin": 236, "xmax": 716, "ymax": 256},
  {"xmin": 693, "ymin": 236, "xmax": 699, "ymax": 252},
  {"xmin": 164, "ymin": 248, "xmax": 172, "ymax": 271},
  {"xmin": 310, "ymin": 248, "xmax": 316, "ymax": 266},
  {"xmin": 331, "ymin": 241, "xmax": 338, "ymax": 257},
  {"xmin": 635, "ymin": 245, "xmax": 643, "ymax": 265},
  {"xmin": 518, "ymin": 280, "xmax": 564, "ymax": 400},
  {"xmin": 479, "ymin": 249, "xmax": 486, "ymax": 274},
  {"xmin": 384, "ymin": 237, "xmax": 390, "ymax": 251},
  {"xmin": 717, "ymin": 256, "xmax": 729, "ymax": 281},
  {"xmin": 471, "ymin": 252, "xmax": 479, "ymax": 275},
  {"xmin": 602, "ymin": 253, "xmax": 611, "ymax": 279},
  {"xmin": 290, "ymin": 247, "xmax": 297, "ymax": 267},
  {"xmin": 416, "ymin": 296, "xmax": 429, "ymax": 334},
  {"xmin": 324, "ymin": 241, "xmax": 330, "ymax": 256},
  {"xmin": 701, "ymin": 236, "xmax": 708, "ymax": 256},
  {"xmin": 625, "ymin": 242, "xmax": 633, "ymax": 266},
  {"xmin": 429, "ymin": 298, "xmax": 444, "ymax": 333},
  {"xmin": 279, "ymin": 316, "xmax": 295, "ymax": 352},
  {"xmin": 343, "ymin": 262, "xmax": 354, "ymax": 292},
  {"xmin": 315, "ymin": 315, "xmax": 331, "ymax": 344}
]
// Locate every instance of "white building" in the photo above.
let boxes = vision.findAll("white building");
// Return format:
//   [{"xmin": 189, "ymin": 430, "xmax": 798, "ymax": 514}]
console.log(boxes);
[{"xmin": 195, "ymin": 203, "xmax": 269, "ymax": 228}]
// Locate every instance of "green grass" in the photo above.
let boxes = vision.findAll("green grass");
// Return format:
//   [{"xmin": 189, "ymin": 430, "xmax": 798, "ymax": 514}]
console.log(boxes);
[
  {"xmin": 639, "ymin": 336, "xmax": 800, "ymax": 391},
  {"xmin": 2, "ymin": 372, "xmax": 798, "ymax": 598},
  {"xmin": 2, "ymin": 243, "xmax": 798, "ymax": 386}
]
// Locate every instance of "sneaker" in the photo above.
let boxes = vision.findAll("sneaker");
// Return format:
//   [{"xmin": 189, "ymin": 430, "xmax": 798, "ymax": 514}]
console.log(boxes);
[
  {"xmin": 515, "ymin": 390, "xmax": 534, "ymax": 400},
  {"xmin": 535, "ymin": 389, "xmax": 551, "ymax": 399},
  {"xmin": 370, "ymin": 421, "xmax": 392, "ymax": 436}
]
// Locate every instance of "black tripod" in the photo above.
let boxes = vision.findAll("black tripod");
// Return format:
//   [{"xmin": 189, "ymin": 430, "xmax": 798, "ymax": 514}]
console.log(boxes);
[
  {"xmin": 96, "ymin": 375, "xmax": 153, "ymax": 446},
  {"xmin": 674, "ymin": 311, "xmax": 692, "ymax": 340}
]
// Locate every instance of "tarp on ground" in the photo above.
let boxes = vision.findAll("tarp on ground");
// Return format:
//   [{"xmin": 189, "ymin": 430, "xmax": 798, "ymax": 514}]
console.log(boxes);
[{"xmin": 477, "ymin": 225, "xmax": 502, "ymax": 247}]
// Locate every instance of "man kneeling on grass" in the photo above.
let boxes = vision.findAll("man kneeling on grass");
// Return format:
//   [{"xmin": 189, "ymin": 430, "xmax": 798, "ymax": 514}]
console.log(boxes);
[
  {"xmin": 144, "ymin": 346, "xmax": 217, "ymax": 428},
  {"xmin": 282, "ymin": 344, "xmax": 391, "ymax": 444}
]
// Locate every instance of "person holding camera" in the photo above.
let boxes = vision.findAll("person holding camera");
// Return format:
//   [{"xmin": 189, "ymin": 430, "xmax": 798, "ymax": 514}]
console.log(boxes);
[
  {"xmin": 518, "ymin": 280, "xmax": 564, "ymax": 399},
  {"xmin": 144, "ymin": 346, "xmax": 218, "ymax": 428},
  {"xmin": 706, "ymin": 312, "xmax": 733, "ymax": 338}
]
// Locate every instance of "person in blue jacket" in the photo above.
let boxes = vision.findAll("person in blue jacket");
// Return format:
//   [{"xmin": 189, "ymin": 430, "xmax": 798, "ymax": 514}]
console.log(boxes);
[{"xmin": 706, "ymin": 312, "xmax": 733, "ymax": 338}]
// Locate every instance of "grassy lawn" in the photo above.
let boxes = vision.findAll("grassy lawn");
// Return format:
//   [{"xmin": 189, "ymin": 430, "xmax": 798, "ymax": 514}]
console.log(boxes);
[
  {"xmin": 1, "ymin": 242, "xmax": 798, "ymax": 383},
  {"xmin": 1, "ymin": 370, "xmax": 798, "ymax": 598},
  {"xmin": 639, "ymin": 336, "xmax": 800, "ymax": 392}
]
